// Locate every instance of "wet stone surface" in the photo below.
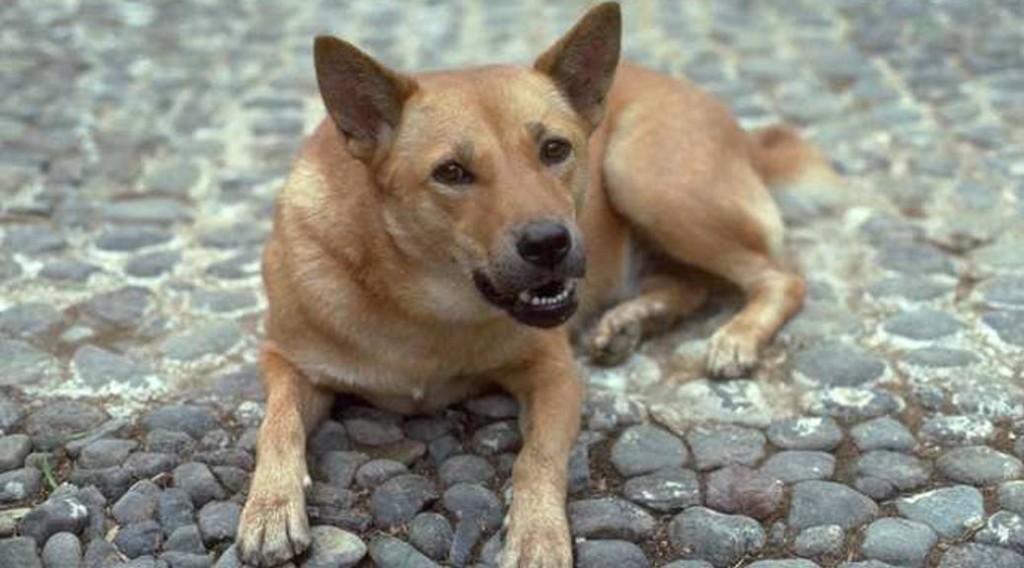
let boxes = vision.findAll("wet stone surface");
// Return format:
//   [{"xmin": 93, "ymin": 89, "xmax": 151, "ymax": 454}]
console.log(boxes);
[{"xmin": 2, "ymin": 0, "xmax": 1023, "ymax": 565}]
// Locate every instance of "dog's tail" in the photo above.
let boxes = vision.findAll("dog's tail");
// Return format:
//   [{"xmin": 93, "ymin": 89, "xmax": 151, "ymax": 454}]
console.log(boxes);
[{"xmin": 746, "ymin": 124, "xmax": 840, "ymax": 189}]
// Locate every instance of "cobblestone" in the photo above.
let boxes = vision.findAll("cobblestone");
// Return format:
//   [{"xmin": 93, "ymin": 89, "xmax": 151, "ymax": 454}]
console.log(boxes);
[{"xmin": 1, "ymin": 0, "xmax": 1022, "ymax": 564}]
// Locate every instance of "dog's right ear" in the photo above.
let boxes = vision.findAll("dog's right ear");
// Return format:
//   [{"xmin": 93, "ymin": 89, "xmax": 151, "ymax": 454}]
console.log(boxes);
[{"xmin": 314, "ymin": 36, "xmax": 417, "ymax": 159}]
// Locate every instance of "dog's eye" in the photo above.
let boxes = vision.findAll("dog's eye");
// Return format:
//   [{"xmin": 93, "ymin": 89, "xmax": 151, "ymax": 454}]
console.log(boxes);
[
  {"xmin": 540, "ymin": 138, "xmax": 572, "ymax": 165},
  {"xmin": 431, "ymin": 161, "xmax": 475, "ymax": 186}
]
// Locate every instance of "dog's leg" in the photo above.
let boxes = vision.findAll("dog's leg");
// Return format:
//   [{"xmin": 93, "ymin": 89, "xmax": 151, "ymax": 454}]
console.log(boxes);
[
  {"xmin": 237, "ymin": 344, "xmax": 334, "ymax": 567},
  {"xmin": 588, "ymin": 274, "xmax": 708, "ymax": 365},
  {"xmin": 497, "ymin": 343, "xmax": 583, "ymax": 568}
]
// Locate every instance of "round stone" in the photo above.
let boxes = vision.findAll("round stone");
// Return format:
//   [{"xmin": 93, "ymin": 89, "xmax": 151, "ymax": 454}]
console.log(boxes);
[
  {"xmin": 767, "ymin": 417, "xmax": 843, "ymax": 451},
  {"xmin": 978, "ymin": 275, "xmax": 1024, "ymax": 309},
  {"xmin": 705, "ymin": 465, "xmax": 784, "ymax": 520},
  {"xmin": 142, "ymin": 404, "xmax": 217, "ymax": 440},
  {"xmin": 368, "ymin": 534, "xmax": 439, "ymax": 567},
  {"xmin": 470, "ymin": 421, "xmax": 521, "ymax": 456},
  {"xmin": 0, "ymin": 537, "xmax": 42, "ymax": 568},
  {"xmin": 936, "ymin": 445, "xmax": 1024, "ymax": 485},
  {"xmin": 901, "ymin": 347, "xmax": 980, "ymax": 368},
  {"xmin": 438, "ymin": 454, "xmax": 494, "ymax": 487},
  {"xmin": 791, "ymin": 343, "xmax": 886, "ymax": 387},
  {"xmin": 575, "ymin": 540, "xmax": 648, "ymax": 568},
  {"xmin": 442, "ymin": 483, "xmax": 502, "ymax": 532},
  {"xmin": 41, "ymin": 532, "xmax": 81, "ymax": 568},
  {"xmin": 975, "ymin": 511, "xmax": 1024, "ymax": 553},
  {"xmin": 882, "ymin": 309, "xmax": 962, "ymax": 340},
  {"xmin": 161, "ymin": 320, "xmax": 243, "ymax": 361},
  {"xmin": 343, "ymin": 418, "xmax": 404, "ymax": 447},
  {"xmin": 610, "ymin": 424, "xmax": 688, "ymax": 476},
  {"xmin": 464, "ymin": 394, "xmax": 518, "ymax": 418},
  {"xmin": 370, "ymin": 474, "xmax": 438, "ymax": 528},
  {"xmin": 111, "ymin": 486, "xmax": 158, "ymax": 524},
  {"xmin": 158, "ymin": 488, "xmax": 196, "ymax": 537},
  {"xmin": 760, "ymin": 451, "xmax": 835, "ymax": 483},
  {"xmin": 0, "ymin": 434, "xmax": 32, "ymax": 472},
  {"xmin": 938, "ymin": 543, "xmax": 1024, "ymax": 568},
  {"xmin": 20, "ymin": 488, "xmax": 88, "ymax": 544},
  {"xmin": 0, "ymin": 340, "xmax": 60, "ymax": 388},
  {"xmin": 113, "ymin": 520, "xmax": 162, "ymax": 558},
  {"xmin": 568, "ymin": 497, "xmax": 656, "ymax": 542},
  {"xmin": 409, "ymin": 512, "xmax": 452, "ymax": 561},
  {"xmin": 687, "ymin": 424, "xmax": 766, "ymax": 471},
  {"xmin": 788, "ymin": 481, "xmax": 878, "ymax": 531},
  {"xmin": 793, "ymin": 525, "xmax": 844, "ymax": 557},
  {"xmin": 802, "ymin": 387, "xmax": 904, "ymax": 421},
  {"xmin": 984, "ymin": 311, "xmax": 1024, "ymax": 347},
  {"xmin": 868, "ymin": 276, "xmax": 951, "ymax": 301},
  {"xmin": 316, "ymin": 451, "xmax": 369, "ymax": 488},
  {"xmin": 95, "ymin": 226, "xmax": 171, "ymax": 251},
  {"xmin": 1001, "ymin": 481, "xmax": 1024, "ymax": 515},
  {"xmin": 851, "ymin": 417, "xmax": 917, "ymax": 451},
  {"xmin": 919, "ymin": 415, "xmax": 995, "ymax": 446},
  {"xmin": 668, "ymin": 507, "xmax": 765, "ymax": 567},
  {"xmin": 79, "ymin": 286, "xmax": 151, "ymax": 331},
  {"xmin": 877, "ymin": 242, "xmax": 954, "ymax": 275},
  {"xmin": 354, "ymin": 459, "xmax": 407, "ymax": 488},
  {"xmin": 748, "ymin": 561, "xmax": 823, "ymax": 568},
  {"xmin": 173, "ymin": 462, "xmax": 226, "ymax": 506},
  {"xmin": 0, "ymin": 303, "xmax": 65, "ymax": 339},
  {"xmin": 166, "ymin": 524, "xmax": 206, "ymax": 555},
  {"xmin": 896, "ymin": 485, "xmax": 985, "ymax": 539},
  {"xmin": 862, "ymin": 518, "xmax": 937, "ymax": 567},
  {"xmin": 854, "ymin": 451, "xmax": 931, "ymax": 499},
  {"xmin": 197, "ymin": 500, "xmax": 240, "ymax": 545},
  {"xmin": 622, "ymin": 467, "xmax": 700, "ymax": 512},
  {"xmin": 306, "ymin": 525, "xmax": 366, "ymax": 568},
  {"xmin": 79, "ymin": 439, "xmax": 138, "ymax": 470}
]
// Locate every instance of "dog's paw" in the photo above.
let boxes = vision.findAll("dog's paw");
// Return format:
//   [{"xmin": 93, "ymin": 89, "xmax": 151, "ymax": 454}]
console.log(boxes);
[
  {"xmin": 499, "ymin": 500, "xmax": 572, "ymax": 568},
  {"xmin": 588, "ymin": 311, "xmax": 642, "ymax": 366},
  {"xmin": 237, "ymin": 482, "xmax": 310, "ymax": 568},
  {"xmin": 706, "ymin": 326, "xmax": 760, "ymax": 378}
]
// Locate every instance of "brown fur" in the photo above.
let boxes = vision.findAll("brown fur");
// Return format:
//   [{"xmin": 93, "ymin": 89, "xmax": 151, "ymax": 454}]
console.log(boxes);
[{"xmin": 238, "ymin": 3, "xmax": 834, "ymax": 566}]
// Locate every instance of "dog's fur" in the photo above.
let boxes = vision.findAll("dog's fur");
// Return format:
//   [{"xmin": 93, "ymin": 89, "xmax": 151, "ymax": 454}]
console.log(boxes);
[{"xmin": 238, "ymin": 3, "xmax": 835, "ymax": 566}]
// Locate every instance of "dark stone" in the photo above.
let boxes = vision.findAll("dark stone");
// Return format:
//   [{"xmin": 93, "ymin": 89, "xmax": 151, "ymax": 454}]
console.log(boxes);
[
  {"xmin": 568, "ymin": 497, "xmax": 656, "ymax": 542},
  {"xmin": 610, "ymin": 424, "xmax": 688, "ymax": 477}
]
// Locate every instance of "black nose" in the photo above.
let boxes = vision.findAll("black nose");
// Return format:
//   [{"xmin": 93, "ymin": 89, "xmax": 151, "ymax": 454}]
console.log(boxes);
[{"xmin": 516, "ymin": 221, "xmax": 571, "ymax": 268}]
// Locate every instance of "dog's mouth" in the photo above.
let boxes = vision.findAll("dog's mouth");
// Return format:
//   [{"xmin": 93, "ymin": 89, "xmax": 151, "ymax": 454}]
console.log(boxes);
[{"xmin": 473, "ymin": 272, "xmax": 580, "ymax": 328}]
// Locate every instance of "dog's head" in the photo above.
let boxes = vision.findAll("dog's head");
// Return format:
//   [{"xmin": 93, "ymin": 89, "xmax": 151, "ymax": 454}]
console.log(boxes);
[{"xmin": 313, "ymin": 3, "xmax": 621, "ymax": 328}]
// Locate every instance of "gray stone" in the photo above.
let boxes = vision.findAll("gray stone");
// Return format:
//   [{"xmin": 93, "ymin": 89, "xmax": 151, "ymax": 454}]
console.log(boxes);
[
  {"xmin": 568, "ymin": 497, "xmax": 656, "ymax": 542},
  {"xmin": 789, "ymin": 481, "xmax": 878, "ymax": 530},
  {"xmin": 793, "ymin": 525, "xmax": 845, "ymax": 557},
  {"xmin": 877, "ymin": 242, "xmax": 954, "ymax": 275},
  {"xmin": 143, "ymin": 405, "xmax": 217, "ymax": 440},
  {"xmin": 408, "ymin": 512, "xmax": 452, "ymax": 561},
  {"xmin": 126, "ymin": 251, "xmax": 181, "ymax": 277},
  {"xmin": 343, "ymin": 417, "xmax": 403, "ymax": 447},
  {"xmin": 803, "ymin": 387, "xmax": 904, "ymax": 421},
  {"xmin": 661, "ymin": 562, "xmax": 714, "ymax": 568},
  {"xmin": 0, "ymin": 434, "xmax": 31, "ymax": 472},
  {"xmin": 146, "ymin": 429, "xmax": 197, "ymax": 455},
  {"xmin": 20, "ymin": 487, "xmax": 89, "ymax": 544},
  {"xmin": 767, "ymin": 417, "xmax": 843, "ymax": 450},
  {"xmin": 979, "ymin": 276, "xmax": 1024, "ymax": 310},
  {"xmin": 173, "ymin": 462, "xmax": 226, "ymax": 506},
  {"xmin": 113, "ymin": 520, "xmax": 162, "ymax": 558},
  {"xmin": 705, "ymin": 465, "xmax": 784, "ymax": 520},
  {"xmin": 668, "ymin": 506, "xmax": 766, "ymax": 568},
  {"xmin": 353, "ymin": 458, "xmax": 407, "ymax": 488},
  {"xmin": 145, "ymin": 159, "xmax": 200, "ymax": 195},
  {"xmin": 862, "ymin": 518, "xmax": 937, "ymax": 567},
  {"xmin": 82, "ymin": 539, "xmax": 119, "ymax": 568},
  {"xmin": 688, "ymin": 424, "xmax": 766, "ymax": 470},
  {"xmin": 470, "ymin": 421, "xmax": 521, "ymax": 456},
  {"xmin": 111, "ymin": 484, "xmax": 158, "ymax": 524},
  {"xmin": 159, "ymin": 489, "xmax": 196, "ymax": 537},
  {"xmin": 851, "ymin": 417, "xmax": 917, "ymax": 452},
  {"xmin": 939, "ymin": 543, "xmax": 1024, "ymax": 568},
  {"xmin": 897, "ymin": 485, "xmax": 985, "ymax": 539},
  {"xmin": 0, "ymin": 303, "xmax": 64, "ymax": 339},
  {"xmin": 0, "ymin": 340, "xmax": 60, "ymax": 387},
  {"xmin": 464, "ymin": 394, "xmax": 519, "ymax": 419},
  {"xmin": 760, "ymin": 451, "xmax": 835, "ymax": 483},
  {"xmin": 854, "ymin": 451, "xmax": 931, "ymax": 499},
  {"xmin": 39, "ymin": 260, "xmax": 99, "ymax": 282},
  {"xmin": 611, "ymin": 424, "xmax": 688, "ymax": 477},
  {"xmin": 190, "ymin": 290, "xmax": 258, "ymax": 313},
  {"xmin": 368, "ymin": 534, "xmax": 439, "ymax": 568},
  {"xmin": 79, "ymin": 286, "xmax": 151, "ymax": 331},
  {"xmin": 3, "ymin": 225, "xmax": 66, "ymax": 254},
  {"xmin": 976, "ymin": 511, "xmax": 1024, "ymax": 554},
  {"xmin": 901, "ymin": 347, "xmax": 980, "ymax": 368},
  {"xmin": 370, "ymin": 474, "xmax": 438, "ymax": 528},
  {"xmin": 869, "ymin": 276, "xmax": 951, "ymax": 301},
  {"xmin": 792, "ymin": 343, "xmax": 886, "ymax": 386},
  {"xmin": 100, "ymin": 198, "xmax": 193, "ymax": 225},
  {"xmin": 316, "ymin": 451, "xmax": 369, "ymax": 488},
  {"xmin": 443, "ymin": 482, "xmax": 502, "ymax": 534},
  {"xmin": 984, "ymin": 311, "xmax": 1024, "ymax": 347},
  {"xmin": 0, "ymin": 466, "xmax": 41, "ymax": 503},
  {"xmin": 0, "ymin": 394, "xmax": 24, "ymax": 432},
  {"xmin": 69, "ymin": 466, "xmax": 132, "ymax": 500},
  {"xmin": 575, "ymin": 540, "xmax": 648, "ymax": 568},
  {"xmin": 308, "ymin": 420, "xmax": 350, "ymax": 454},
  {"xmin": 74, "ymin": 346, "xmax": 151, "ymax": 388},
  {"xmin": 438, "ymin": 454, "xmax": 494, "ymax": 487},
  {"xmin": 79, "ymin": 438, "xmax": 138, "ymax": 469},
  {"xmin": 162, "ymin": 320, "xmax": 243, "ymax": 361},
  {"xmin": 1002, "ymin": 481, "xmax": 1024, "ymax": 515},
  {"xmin": 748, "ymin": 561, "xmax": 821, "ymax": 568},
  {"xmin": 920, "ymin": 415, "xmax": 995, "ymax": 446},
  {"xmin": 622, "ymin": 467, "xmax": 701, "ymax": 512},
  {"xmin": 883, "ymin": 310, "xmax": 962, "ymax": 340},
  {"xmin": 197, "ymin": 501, "xmax": 240, "ymax": 545},
  {"xmin": 41, "ymin": 531, "xmax": 81, "ymax": 568},
  {"xmin": 937, "ymin": 445, "xmax": 1023, "ymax": 485},
  {"xmin": 306, "ymin": 525, "xmax": 366, "ymax": 568},
  {"xmin": 0, "ymin": 536, "xmax": 42, "ymax": 568},
  {"xmin": 166, "ymin": 524, "xmax": 206, "ymax": 555},
  {"xmin": 96, "ymin": 226, "xmax": 171, "ymax": 251}
]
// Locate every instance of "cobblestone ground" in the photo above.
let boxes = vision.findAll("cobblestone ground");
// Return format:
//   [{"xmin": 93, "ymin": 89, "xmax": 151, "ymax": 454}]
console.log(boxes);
[{"xmin": 1, "ymin": 0, "xmax": 1023, "ymax": 566}]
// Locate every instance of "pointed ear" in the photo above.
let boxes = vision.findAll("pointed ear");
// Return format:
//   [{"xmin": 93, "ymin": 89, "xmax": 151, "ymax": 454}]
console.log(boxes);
[
  {"xmin": 314, "ymin": 36, "xmax": 417, "ymax": 158},
  {"xmin": 534, "ymin": 2, "xmax": 621, "ymax": 129}
]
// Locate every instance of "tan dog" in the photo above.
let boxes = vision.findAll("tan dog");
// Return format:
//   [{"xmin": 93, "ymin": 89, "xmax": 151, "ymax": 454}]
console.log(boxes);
[{"xmin": 238, "ymin": 2, "xmax": 834, "ymax": 566}]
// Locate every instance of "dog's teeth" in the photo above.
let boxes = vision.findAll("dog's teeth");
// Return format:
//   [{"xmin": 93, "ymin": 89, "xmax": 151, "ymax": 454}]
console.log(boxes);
[{"xmin": 519, "ymin": 291, "xmax": 532, "ymax": 303}]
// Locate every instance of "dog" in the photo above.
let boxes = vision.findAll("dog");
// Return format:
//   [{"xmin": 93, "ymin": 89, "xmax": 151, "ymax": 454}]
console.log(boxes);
[{"xmin": 237, "ymin": 2, "xmax": 835, "ymax": 566}]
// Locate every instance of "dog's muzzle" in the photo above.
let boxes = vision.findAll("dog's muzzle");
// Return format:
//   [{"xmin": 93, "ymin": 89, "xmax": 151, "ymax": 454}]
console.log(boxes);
[{"xmin": 473, "ymin": 272, "xmax": 581, "ymax": 328}]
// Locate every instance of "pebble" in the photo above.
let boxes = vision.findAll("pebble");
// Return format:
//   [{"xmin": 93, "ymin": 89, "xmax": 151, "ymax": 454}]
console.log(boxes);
[
  {"xmin": 669, "ymin": 506, "xmax": 765, "ymax": 567},
  {"xmin": 919, "ymin": 415, "xmax": 995, "ymax": 446},
  {"xmin": 766, "ymin": 417, "xmax": 843, "ymax": 451},
  {"xmin": 113, "ymin": 519, "xmax": 162, "ymax": 558},
  {"xmin": 901, "ymin": 347, "xmax": 980, "ymax": 368},
  {"xmin": 687, "ymin": 424, "xmax": 767, "ymax": 470},
  {"xmin": 166, "ymin": 524, "xmax": 206, "ymax": 555},
  {"xmin": 568, "ymin": 497, "xmax": 656, "ymax": 542},
  {"xmin": 370, "ymin": 474, "xmax": 438, "ymax": 528},
  {"xmin": 0, "ymin": 434, "xmax": 31, "ymax": 472},
  {"xmin": 0, "ymin": 536, "xmax": 42, "ymax": 568},
  {"xmin": 791, "ymin": 343, "xmax": 886, "ymax": 386},
  {"xmin": 464, "ymin": 394, "xmax": 519, "ymax": 419},
  {"xmin": 73, "ymin": 347, "xmax": 150, "ymax": 388},
  {"xmin": 854, "ymin": 451, "xmax": 931, "ymax": 499},
  {"xmin": 24, "ymin": 401, "xmax": 107, "ymax": 451},
  {"xmin": 147, "ymin": 429, "xmax": 197, "ymax": 455},
  {"xmin": 470, "ymin": 421, "xmax": 521, "ymax": 456},
  {"xmin": 197, "ymin": 501, "xmax": 240, "ymax": 545},
  {"xmin": 575, "ymin": 540, "xmax": 648, "ymax": 568},
  {"xmin": 705, "ymin": 465, "xmax": 784, "ymax": 520},
  {"xmin": 306, "ymin": 525, "xmax": 366, "ymax": 568},
  {"xmin": 896, "ymin": 485, "xmax": 985, "ymax": 539},
  {"xmin": 20, "ymin": 487, "xmax": 89, "ymax": 544},
  {"xmin": 408, "ymin": 512, "xmax": 453, "ymax": 561},
  {"xmin": 760, "ymin": 451, "xmax": 836, "ymax": 483},
  {"xmin": 79, "ymin": 286, "xmax": 151, "ymax": 331},
  {"xmin": 0, "ymin": 467, "xmax": 41, "ymax": 503},
  {"xmin": 0, "ymin": 303, "xmax": 65, "ymax": 339},
  {"xmin": 78, "ymin": 439, "xmax": 138, "ymax": 469},
  {"xmin": 112, "ymin": 483, "xmax": 159, "ymax": 524},
  {"xmin": 161, "ymin": 320, "xmax": 243, "ymax": 361},
  {"xmin": 368, "ymin": 534, "xmax": 439, "ymax": 568},
  {"xmin": 173, "ymin": 462, "xmax": 226, "ymax": 506},
  {"xmin": 789, "ymin": 481, "xmax": 878, "ymax": 530},
  {"xmin": 308, "ymin": 421, "xmax": 350, "ymax": 454},
  {"xmin": 343, "ymin": 418, "xmax": 404, "ymax": 447},
  {"xmin": 1001, "ymin": 481, "xmax": 1024, "ymax": 515},
  {"xmin": 442, "ymin": 483, "xmax": 502, "ymax": 531},
  {"xmin": 975, "ymin": 511, "xmax": 1024, "ymax": 553},
  {"xmin": 622, "ymin": 467, "xmax": 701, "ymax": 512},
  {"xmin": 936, "ymin": 445, "xmax": 1024, "ymax": 485},
  {"xmin": 354, "ymin": 459, "xmax": 407, "ymax": 488},
  {"xmin": 882, "ymin": 309, "xmax": 962, "ymax": 340},
  {"xmin": 793, "ymin": 525, "xmax": 845, "ymax": 557},
  {"xmin": 610, "ymin": 424, "xmax": 688, "ymax": 476},
  {"xmin": 748, "ymin": 561, "xmax": 822, "ymax": 568},
  {"xmin": 938, "ymin": 543, "xmax": 1024, "ymax": 567},
  {"xmin": 850, "ymin": 417, "xmax": 917, "ymax": 451},
  {"xmin": 438, "ymin": 454, "xmax": 494, "ymax": 487},
  {"xmin": 41, "ymin": 531, "xmax": 81, "ymax": 568},
  {"xmin": 317, "ymin": 451, "xmax": 369, "ymax": 488},
  {"xmin": 861, "ymin": 518, "xmax": 937, "ymax": 567},
  {"xmin": 0, "ymin": 340, "xmax": 59, "ymax": 388}
]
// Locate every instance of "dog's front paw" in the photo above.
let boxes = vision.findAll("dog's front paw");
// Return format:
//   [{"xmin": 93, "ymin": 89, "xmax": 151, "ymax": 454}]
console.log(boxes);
[
  {"xmin": 500, "ymin": 502, "xmax": 572, "ymax": 568},
  {"xmin": 706, "ymin": 325, "xmax": 760, "ymax": 378},
  {"xmin": 588, "ymin": 311, "xmax": 642, "ymax": 366},
  {"xmin": 237, "ymin": 481, "xmax": 310, "ymax": 567}
]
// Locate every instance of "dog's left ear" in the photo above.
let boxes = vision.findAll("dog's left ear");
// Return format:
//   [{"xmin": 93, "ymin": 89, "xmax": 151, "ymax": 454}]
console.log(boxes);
[
  {"xmin": 535, "ymin": 2, "xmax": 621, "ymax": 130},
  {"xmin": 314, "ymin": 36, "xmax": 418, "ymax": 159}
]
